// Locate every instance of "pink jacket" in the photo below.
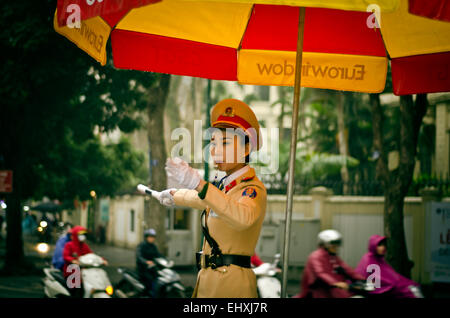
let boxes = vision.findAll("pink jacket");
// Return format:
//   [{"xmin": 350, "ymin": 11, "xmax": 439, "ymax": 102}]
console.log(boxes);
[
  {"xmin": 355, "ymin": 235, "xmax": 420, "ymax": 298},
  {"xmin": 295, "ymin": 247, "xmax": 364, "ymax": 298}
]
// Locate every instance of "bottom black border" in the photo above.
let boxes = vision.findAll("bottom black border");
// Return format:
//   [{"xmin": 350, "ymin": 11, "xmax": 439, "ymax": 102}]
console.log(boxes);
[{"xmin": 0, "ymin": 297, "xmax": 439, "ymax": 316}]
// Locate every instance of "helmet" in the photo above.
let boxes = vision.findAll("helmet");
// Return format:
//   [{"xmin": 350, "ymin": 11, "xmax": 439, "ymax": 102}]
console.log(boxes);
[
  {"xmin": 144, "ymin": 228, "xmax": 156, "ymax": 238},
  {"xmin": 318, "ymin": 229, "xmax": 342, "ymax": 246}
]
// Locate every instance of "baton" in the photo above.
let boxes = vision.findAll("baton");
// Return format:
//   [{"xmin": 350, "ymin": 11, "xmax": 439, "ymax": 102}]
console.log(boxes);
[{"xmin": 137, "ymin": 184, "xmax": 162, "ymax": 200}]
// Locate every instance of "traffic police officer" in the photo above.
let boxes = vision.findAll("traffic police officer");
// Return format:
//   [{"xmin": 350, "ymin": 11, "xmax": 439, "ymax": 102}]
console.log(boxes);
[{"xmin": 158, "ymin": 98, "xmax": 267, "ymax": 298}]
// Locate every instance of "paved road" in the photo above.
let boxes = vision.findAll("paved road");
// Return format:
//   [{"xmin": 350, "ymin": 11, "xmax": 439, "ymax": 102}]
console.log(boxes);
[
  {"xmin": 0, "ymin": 241, "xmax": 51, "ymax": 298},
  {"xmin": 0, "ymin": 241, "xmax": 301, "ymax": 298},
  {"xmin": 89, "ymin": 243, "xmax": 301, "ymax": 297},
  {"xmin": 0, "ymin": 276, "xmax": 44, "ymax": 298},
  {"xmin": 2, "ymin": 241, "xmax": 450, "ymax": 298}
]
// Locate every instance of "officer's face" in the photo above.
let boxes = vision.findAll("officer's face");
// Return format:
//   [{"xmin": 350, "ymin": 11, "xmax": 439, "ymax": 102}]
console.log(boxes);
[
  {"xmin": 210, "ymin": 129, "xmax": 249, "ymax": 172},
  {"xmin": 146, "ymin": 236, "xmax": 156, "ymax": 244}
]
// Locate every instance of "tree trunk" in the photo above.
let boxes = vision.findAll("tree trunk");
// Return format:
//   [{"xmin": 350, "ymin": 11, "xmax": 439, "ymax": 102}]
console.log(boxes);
[
  {"xmin": 164, "ymin": 76, "xmax": 182, "ymax": 152},
  {"xmin": 4, "ymin": 189, "xmax": 25, "ymax": 273},
  {"xmin": 146, "ymin": 74, "xmax": 171, "ymax": 255},
  {"xmin": 277, "ymin": 86, "xmax": 287, "ymax": 140},
  {"xmin": 370, "ymin": 93, "xmax": 428, "ymax": 278},
  {"xmin": 370, "ymin": 94, "xmax": 388, "ymax": 187},
  {"xmin": 1, "ymin": 108, "xmax": 26, "ymax": 273},
  {"xmin": 337, "ymin": 92, "xmax": 349, "ymax": 194},
  {"xmin": 204, "ymin": 80, "xmax": 212, "ymax": 181},
  {"xmin": 2, "ymin": 159, "xmax": 31, "ymax": 274},
  {"xmin": 191, "ymin": 78, "xmax": 206, "ymax": 165},
  {"xmin": 384, "ymin": 187, "xmax": 411, "ymax": 276}
]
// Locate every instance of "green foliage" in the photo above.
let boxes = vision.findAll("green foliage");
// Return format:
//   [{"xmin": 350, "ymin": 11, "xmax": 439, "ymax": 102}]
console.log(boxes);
[
  {"xmin": 407, "ymin": 174, "xmax": 450, "ymax": 197},
  {"xmin": 243, "ymin": 93, "xmax": 259, "ymax": 105},
  {"xmin": 299, "ymin": 152, "xmax": 359, "ymax": 180},
  {"xmin": 211, "ymin": 82, "xmax": 233, "ymax": 104},
  {"xmin": 304, "ymin": 97, "xmax": 338, "ymax": 153},
  {"xmin": 0, "ymin": 0, "xmax": 150, "ymax": 203},
  {"xmin": 277, "ymin": 141, "xmax": 359, "ymax": 180},
  {"xmin": 33, "ymin": 135, "xmax": 146, "ymax": 201},
  {"xmin": 272, "ymin": 88, "xmax": 379, "ymax": 183}
]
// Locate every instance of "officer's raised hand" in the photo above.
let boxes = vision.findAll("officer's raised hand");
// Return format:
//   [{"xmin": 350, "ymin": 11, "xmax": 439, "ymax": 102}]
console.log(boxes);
[
  {"xmin": 165, "ymin": 157, "xmax": 201, "ymax": 190},
  {"xmin": 137, "ymin": 184, "xmax": 177, "ymax": 207},
  {"xmin": 159, "ymin": 188, "xmax": 177, "ymax": 207}
]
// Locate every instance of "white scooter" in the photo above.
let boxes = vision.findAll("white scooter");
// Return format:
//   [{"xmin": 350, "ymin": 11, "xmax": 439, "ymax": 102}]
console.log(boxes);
[
  {"xmin": 115, "ymin": 257, "xmax": 186, "ymax": 298},
  {"xmin": 43, "ymin": 253, "xmax": 114, "ymax": 298},
  {"xmin": 252, "ymin": 254, "xmax": 282, "ymax": 298}
]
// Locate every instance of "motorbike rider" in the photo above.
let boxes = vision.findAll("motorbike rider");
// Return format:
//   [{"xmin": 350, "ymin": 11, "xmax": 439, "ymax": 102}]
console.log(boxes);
[
  {"xmin": 63, "ymin": 226, "xmax": 100, "ymax": 297},
  {"xmin": 52, "ymin": 222, "xmax": 73, "ymax": 270},
  {"xmin": 294, "ymin": 229, "xmax": 365, "ymax": 298},
  {"xmin": 39, "ymin": 213, "xmax": 52, "ymax": 242},
  {"xmin": 22, "ymin": 212, "xmax": 37, "ymax": 237},
  {"xmin": 355, "ymin": 234, "xmax": 422, "ymax": 298},
  {"xmin": 136, "ymin": 228, "xmax": 163, "ymax": 297}
]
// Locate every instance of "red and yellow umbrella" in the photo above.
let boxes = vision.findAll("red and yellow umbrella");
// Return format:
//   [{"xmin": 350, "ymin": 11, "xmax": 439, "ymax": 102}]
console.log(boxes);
[
  {"xmin": 408, "ymin": 0, "xmax": 450, "ymax": 22},
  {"xmin": 382, "ymin": 0, "xmax": 450, "ymax": 95},
  {"xmin": 55, "ymin": 0, "xmax": 450, "ymax": 96}
]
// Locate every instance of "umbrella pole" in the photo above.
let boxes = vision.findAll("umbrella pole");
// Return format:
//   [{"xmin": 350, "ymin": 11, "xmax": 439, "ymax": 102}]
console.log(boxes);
[{"xmin": 281, "ymin": 6, "xmax": 305, "ymax": 299}]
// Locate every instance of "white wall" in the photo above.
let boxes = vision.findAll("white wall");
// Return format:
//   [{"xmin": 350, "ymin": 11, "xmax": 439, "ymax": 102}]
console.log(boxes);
[
  {"xmin": 332, "ymin": 213, "xmax": 413, "ymax": 267},
  {"xmin": 109, "ymin": 195, "xmax": 144, "ymax": 248},
  {"xmin": 80, "ymin": 203, "xmax": 88, "ymax": 229},
  {"xmin": 166, "ymin": 230, "xmax": 194, "ymax": 266}
]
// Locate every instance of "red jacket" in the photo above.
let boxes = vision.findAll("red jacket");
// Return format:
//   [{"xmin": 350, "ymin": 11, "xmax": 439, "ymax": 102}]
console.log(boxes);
[
  {"xmin": 63, "ymin": 226, "xmax": 92, "ymax": 277},
  {"xmin": 251, "ymin": 254, "xmax": 264, "ymax": 267},
  {"xmin": 295, "ymin": 247, "xmax": 364, "ymax": 298}
]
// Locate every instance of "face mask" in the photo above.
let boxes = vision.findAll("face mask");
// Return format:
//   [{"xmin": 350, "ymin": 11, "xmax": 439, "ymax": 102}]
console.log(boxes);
[{"xmin": 78, "ymin": 234, "xmax": 86, "ymax": 242}]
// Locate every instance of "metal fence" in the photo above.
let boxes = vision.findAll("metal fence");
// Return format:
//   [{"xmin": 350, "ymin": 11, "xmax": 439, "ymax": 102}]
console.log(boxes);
[{"xmin": 261, "ymin": 175, "xmax": 450, "ymax": 197}]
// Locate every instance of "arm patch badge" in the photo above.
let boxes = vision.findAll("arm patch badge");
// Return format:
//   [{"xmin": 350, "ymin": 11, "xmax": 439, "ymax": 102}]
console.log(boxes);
[{"xmin": 242, "ymin": 187, "xmax": 257, "ymax": 199}]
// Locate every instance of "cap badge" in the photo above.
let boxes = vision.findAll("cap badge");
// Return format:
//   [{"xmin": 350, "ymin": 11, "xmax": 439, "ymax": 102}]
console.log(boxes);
[{"xmin": 224, "ymin": 107, "xmax": 235, "ymax": 117}]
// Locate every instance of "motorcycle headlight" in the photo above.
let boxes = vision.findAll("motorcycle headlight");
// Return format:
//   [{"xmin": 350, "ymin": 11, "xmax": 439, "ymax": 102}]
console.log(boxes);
[
  {"xmin": 36, "ymin": 243, "xmax": 49, "ymax": 254},
  {"xmin": 365, "ymin": 282, "xmax": 376, "ymax": 291},
  {"xmin": 105, "ymin": 285, "xmax": 114, "ymax": 296}
]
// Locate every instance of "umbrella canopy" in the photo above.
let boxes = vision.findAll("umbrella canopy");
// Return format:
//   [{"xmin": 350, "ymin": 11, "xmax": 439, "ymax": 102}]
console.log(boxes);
[
  {"xmin": 55, "ymin": 0, "xmax": 450, "ymax": 95},
  {"xmin": 381, "ymin": 0, "xmax": 450, "ymax": 95},
  {"xmin": 56, "ymin": 0, "xmax": 161, "ymax": 25},
  {"xmin": 408, "ymin": 0, "xmax": 450, "ymax": 22},
  {"xmin": 111, "ymin": 4, "xmax": 387, "ymax": 93},
  {"xmin": 30, "ymin": 201, "xmax": 62, "ymax": 213}
]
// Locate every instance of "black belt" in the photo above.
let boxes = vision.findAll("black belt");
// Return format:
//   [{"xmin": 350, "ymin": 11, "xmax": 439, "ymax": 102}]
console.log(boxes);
[{"xmin": 196, "ymin": 252, "xmax": 251, "ymax": 270}]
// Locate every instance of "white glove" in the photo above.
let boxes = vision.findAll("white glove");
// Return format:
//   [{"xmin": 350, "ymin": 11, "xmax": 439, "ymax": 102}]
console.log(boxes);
[
  {"xmin": 165, "ymin": 157, "xmax": 201, "ymax": 190},
  {"xmin": 159, "ymin": 188, "xmax": 177, "ymax": 207},
  {"xmin": 137, "ymin": 184, "xmax": 176, "ymax": 207}
]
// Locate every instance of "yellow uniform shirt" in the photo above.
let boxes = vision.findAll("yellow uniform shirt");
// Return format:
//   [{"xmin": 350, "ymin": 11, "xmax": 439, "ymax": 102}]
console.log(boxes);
[{"xmin": 173, "ymin": 166, "xmax": 267, "ymax": 298}]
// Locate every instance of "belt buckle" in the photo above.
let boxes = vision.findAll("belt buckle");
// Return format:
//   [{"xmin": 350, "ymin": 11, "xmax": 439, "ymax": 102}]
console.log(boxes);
[
  {"xmin": 209, "ymin": 254, "xmax": 221, "ymax": 269},
  {"xmin": 209, "ymin": 256, "xmax": 217, "ymax": 269}
]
